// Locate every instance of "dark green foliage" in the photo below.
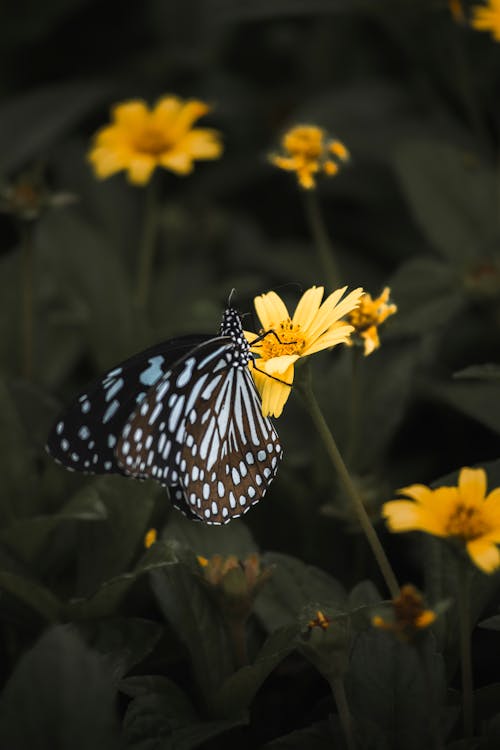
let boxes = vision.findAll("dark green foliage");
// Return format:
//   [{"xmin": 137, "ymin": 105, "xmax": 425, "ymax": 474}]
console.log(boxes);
[{"xmin": 2, "ymin": 1, "xmax": 500, "ymax": 747}]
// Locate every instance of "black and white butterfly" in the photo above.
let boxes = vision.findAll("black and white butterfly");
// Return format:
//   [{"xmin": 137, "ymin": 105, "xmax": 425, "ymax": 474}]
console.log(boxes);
[{"xmin": 46, "ymin": 305, "xmax": 282, "ymax": 524}]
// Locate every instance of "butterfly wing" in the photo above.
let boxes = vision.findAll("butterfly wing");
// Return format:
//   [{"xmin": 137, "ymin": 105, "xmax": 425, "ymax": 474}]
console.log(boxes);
[
  {"xmin": 116, "ymin": 338, "xmax": 282, "ymax": 524},
  {"xmin": 46, "ymin": 334, "xmax": 212, "ymax": 475}
]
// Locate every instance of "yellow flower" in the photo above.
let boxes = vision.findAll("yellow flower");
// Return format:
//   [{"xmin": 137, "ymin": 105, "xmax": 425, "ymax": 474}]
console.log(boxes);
[
  {"xmin": 372, "ymin": 584, "xmax": 436, "ymax": 642},
  {"xmin": 471, "ymin": 0, "xmax": 500, "ymax": 40},
  {"xmin": 346, "ymin": 287, "xmax": 397, "ymax": 356},
  {"xmin": 269, "ymin": 125, "xmax": 349, "ymax": 190},
  {"xmin": 245, "ymin": 285, "xmax": 364, "ymax": 418},
  {"xmin": 144, "ymin": 527, "xmax": 157, "ymax": 548},
  {"xmin": 382, "ymin": 467, "xmax": 500, "ymax": 574},
  {"xmin": 88, "ymin": 95, "xmax": 223, "ymax": 185}
]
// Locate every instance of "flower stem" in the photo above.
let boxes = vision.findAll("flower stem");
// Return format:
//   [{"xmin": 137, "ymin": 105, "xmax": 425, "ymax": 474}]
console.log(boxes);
[
  {"xmin": 225, "ymin": 617, "xmax": 248, "ymax": 669},
  {"xmin": 134, "ymin": 180, "xmax": 160, "ymax": 309},
  {"xmin": 302, "ymin": 189, "xmax": 341, "ymax": 289},
  {"xmin": 346, "ymin": 346, "xmax": 362, "ymax": 468},
  {"xmin": 328, "ymin": 676, "xmax": 356, "ymax": 750},
  {"xmin": 20, "ymin": 222, "xmax": 34, "ymax": 379},
  {"xmin": 296, "ymin": 370, "xmax": 399, "ymax": 599},
  {"xmin": 457, "ymin": 563, "xmax": 474, "ymax": 743}
]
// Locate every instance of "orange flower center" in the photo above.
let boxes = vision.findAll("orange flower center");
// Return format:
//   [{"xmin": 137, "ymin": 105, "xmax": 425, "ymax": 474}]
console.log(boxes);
[
  {"xmin": 133, "ymin": 127, "xmax": 170, "ymax": 156},
  {"xmin": 256, "ymin": 320, "xmax": 306, "ymax": 360},
  {"xmin": 283, "ymin": 127, "xmax": 324, "ymax": 159},
  {"xmin": 348, "ymin": 303, "xmax": 379, "ymax": 332},
  {"xmin": 445, "ymin": 503, "xmax": 490, "ymax": 541}
]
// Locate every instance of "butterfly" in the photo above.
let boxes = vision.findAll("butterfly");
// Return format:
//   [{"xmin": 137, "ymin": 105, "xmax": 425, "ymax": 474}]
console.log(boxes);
[{"xmin": 46, "ymin": 304, "xmax": 282, "ymax": 524}]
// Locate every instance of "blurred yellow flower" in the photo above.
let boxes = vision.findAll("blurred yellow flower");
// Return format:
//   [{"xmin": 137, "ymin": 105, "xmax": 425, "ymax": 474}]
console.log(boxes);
[
  {"xmin": 88, "ymin": 95, "xmax": 223, "ymax": 185},
  {"xmin": 372, "ymin": 584, "xmax": 436, "ymax": 641},
  {"xmin": 382, "ymin": 467, "xmax": 500, "ymax": 574},
  {"xmin": 269, "ymin": 125, "xmax": 349, "ymax": 190},
  {"xmin": 144, "ymin": 527, "xmax": 157, "ymax": 548},
  {"xmin": 245, "ymin": 285, "xmax": 363, "ymax": 418},
  {"xmin": 471, "ymin": 0, "xmax": 500, "ymax": 40},
  {"xmin": 346, "ymin": 287, "xmax": 397, "ymax": 356}
]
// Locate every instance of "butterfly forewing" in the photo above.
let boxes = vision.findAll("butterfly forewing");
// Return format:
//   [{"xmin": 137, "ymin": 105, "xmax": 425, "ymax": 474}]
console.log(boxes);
[{"xmin": 46, "ymin": 334, "xmax": 212, "ymax": 475}]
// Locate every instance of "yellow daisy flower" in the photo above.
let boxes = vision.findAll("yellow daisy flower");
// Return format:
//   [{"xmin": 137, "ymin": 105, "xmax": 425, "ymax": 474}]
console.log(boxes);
[
  {"xmin": 245, "ymin": 285, "xmax": 364, "ymax": 418},
  {"xmin": 88, "ymin": 95, "xmax": 223, "ymax": 185},
  {"xmin": 372, "ymin": 584, "xmax": 436, "ymax": 642},
  {"xmin": 471, "ymin": 0, "xmax": 500, "ymax": 40},
  {"xmin": 269, "ymin": 125, "xmax": 349, "ymax": 190},
  {"xmin": 382, "ymin": 467, "xmax": 500, "ymax": 574},
  {"xmin": 346, "ymin": 287, "xmax": 397, "ymax": 356}
]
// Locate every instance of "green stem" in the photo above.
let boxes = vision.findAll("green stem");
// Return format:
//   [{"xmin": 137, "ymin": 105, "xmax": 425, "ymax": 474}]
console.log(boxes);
[
  {"xmin": 329, "ymin": 676, "xmax": 356, "ymax": 750},
  {"xmin": 416, "ymin": 641, "xmax": 443, "ymax": 750},
  {"xmin": 225, "ymin": 617, "xmax": 248, "ymax": 669},
  {"xmin": 134, "ymin": 181, "xmax": 160, "ymax": 309},
  {"xmin": 296, "ymin": 370, "xmax": 399, "ymax": 599},
  {"xmin": 457, "ymin": 564, "xmax": 474, "ymax": 743},
  {"xmin": 302, "ymin": 189, "xmax": 341, "ymax": 289},
  {"xmin": 346, "ymin": 346, "xmax": 362, "ymax": 468},
  {"xmin": 20, "ymin": 222, "xmax": 34, "ymax": 379}
]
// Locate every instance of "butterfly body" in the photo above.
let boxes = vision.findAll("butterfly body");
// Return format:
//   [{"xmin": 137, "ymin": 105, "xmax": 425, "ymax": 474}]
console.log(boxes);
[{"xmin": 47, "ymin": 307, "xmax": 282, "ymax": 524}]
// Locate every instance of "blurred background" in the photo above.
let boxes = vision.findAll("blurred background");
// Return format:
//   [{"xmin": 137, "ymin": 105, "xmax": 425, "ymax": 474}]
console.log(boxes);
[{"xmin": 2, "ymin": 0, "xmax": 500, "ymax": 747}]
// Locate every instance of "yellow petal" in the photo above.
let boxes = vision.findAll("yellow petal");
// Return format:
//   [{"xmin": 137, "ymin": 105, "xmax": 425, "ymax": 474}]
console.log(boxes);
[
  {"xmin": 382, "ymin": 500, "xmax": 448, "ymax": 536},
  {"xmin": 88, "ymin": 146, "xmax": 129, "ymax": 179},
  {"xmin": 260, "ymin": 365, "xmax": 294, "ymax": 417},
  {"xmin": 458, "ymin": 467, "xmax": 487, "ymax": 504},
  {"xmin": 168, "ymin": 99, "xmax": 211, "ymax": 140},
  {"xmin": 158, "ymin": 150, "xmax": 193, "ymax": 175},
  {"xmin": 306, "ymin": 287, "xmax": 363, "ymax": 342},
  {"xmin": 151, "ymin": 96, "xmax": 182, "ymax": 129},
  {"xmin": 126, "ymin": 155, "xmax": 157, "ymax": 185},
  {"xmin": 466, "ymin": 538, "xmax": 500, "ymax": 574},
  {"xmin": 254, "ymin": 291, "xmax": 290, "ymax": 331},
  {"xmin": 292, "ymin": 286, "xmax": 324, "ymax": 330},
  {"xmin": 362, "ymin": 327, "xmax": 379, "ymax": 356},
  {"xmin": 301, "ymin": 323, "xmax": 354, "ymax": 356},
  {"xmin": 177, "ymin": 129, "xmax": 223, "ymax": 159},
  {"xmin": 263, "ymin": 354, "xmax": 298, "ymax": 376},
  {"xmin": 112, "ymin": 100, "xmax": 149, "ymax": 130}
]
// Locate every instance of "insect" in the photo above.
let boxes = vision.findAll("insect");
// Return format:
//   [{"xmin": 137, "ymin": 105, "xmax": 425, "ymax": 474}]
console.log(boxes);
[{"xmin": 46, "ymin": 303, "xmax": 282, "ymax": 525}]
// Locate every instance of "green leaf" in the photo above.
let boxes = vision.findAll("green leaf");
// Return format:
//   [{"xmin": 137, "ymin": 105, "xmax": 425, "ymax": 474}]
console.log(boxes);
[
  {"xmin": 479, "ymin": 614, "xmax": 500, "ymax": 631},
  {"xmin": 346, "ymin": 630, "xmax": 446, "ymax": 750},
  {"xmin": 389, "ymin": 257, "xmax": 465, "ymax": 337},
  {"xmin": 454, "ymin": 364, "xmax": 500, "ymax": 381},
  {"xmin": 0, "ymin": 485, "xmax": 107, "ymax": 562},
  {"xmin": 0, "ymin": 626, "xmax": 120, "ymax": 750},
  {"xmin": 0, "ymin": 81, "xmax": 111, "ymax": 176},
  {"xmin": 150, "ymin": 563, "xmax": 234, "ymax": 705},
  {"xmin": 76, "ymin": 476, "xmax": 156, "ymax": 595},
  {"xmin": 394, "ymin": 140, "xmax": 498, "ymax": 263},
  {"xmin": 0, "ymin": 379, "xmax": 39, "ymax": 523},
  {"xmin": 37, "ymin": 209, "xmax": 139, "ymax": 368},
  {"xmin": 67, "ymin": 541, "xmax": 177, "ymax": 620},
  {"xmin": 76, "ymin": 617, "xmax": 163, "ymax": 683},
  {"xmin": 163, "ymin": 512, "xmax": 258, "ymax": 558},
  {"xmin": 254, "ymin": 552, "xmax": 345, "ymax": 630},
  {"xmin": 426, "ymin": 379, "xmax": 500, "ymax": 435},
  {"xmin": 212, "ymin": 624, "xmax": 300, "ymax": 717},
  {"xmin": 0, "ymin": 571, "xmax": 62, "ymax": 623},
  {"xmin": 122, "ymin": 675, "xmax": 246, "ymax": 750}
]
